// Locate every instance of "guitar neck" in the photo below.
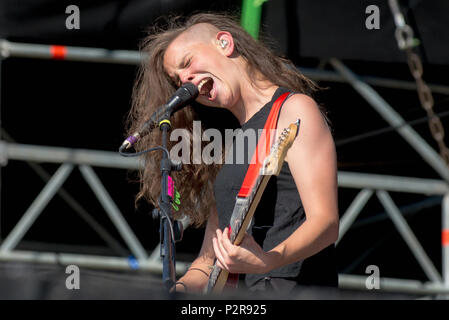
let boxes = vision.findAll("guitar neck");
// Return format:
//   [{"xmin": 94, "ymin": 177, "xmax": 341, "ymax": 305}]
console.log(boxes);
[
  {"xmin": 230, "ymin": 174, "xmax": 271, "ymax": 245},
  {"xmin": 205, "ymin": 174, "xmax": 272, "ymax": 293}
]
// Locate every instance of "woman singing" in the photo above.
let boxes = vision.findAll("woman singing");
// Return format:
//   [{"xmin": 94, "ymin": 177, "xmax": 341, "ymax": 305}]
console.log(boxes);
[{"xmin": 125, "ymin": 12, "xmax": 339, "ymax": 294}]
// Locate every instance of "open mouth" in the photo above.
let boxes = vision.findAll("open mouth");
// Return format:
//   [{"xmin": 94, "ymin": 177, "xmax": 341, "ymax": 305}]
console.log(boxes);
[{"xmin": 198, "ymin": 77, "xmax": 214, "ymax": 99}]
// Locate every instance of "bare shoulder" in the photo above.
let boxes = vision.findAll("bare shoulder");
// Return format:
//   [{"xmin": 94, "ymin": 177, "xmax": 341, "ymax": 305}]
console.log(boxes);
[
  {"xmin": 277, "ymin": 93, "xmax": 330, "ymax": 140},
  {"xmin": 276, "ymin": 94, "xmax": 337, "ymax": 194}
]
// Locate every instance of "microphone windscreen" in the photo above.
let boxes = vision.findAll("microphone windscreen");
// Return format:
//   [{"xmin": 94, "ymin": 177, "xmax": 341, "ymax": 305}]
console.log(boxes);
[{"xmin": 179, "ymin": 82, "xmax": 199, "ymax": 100}]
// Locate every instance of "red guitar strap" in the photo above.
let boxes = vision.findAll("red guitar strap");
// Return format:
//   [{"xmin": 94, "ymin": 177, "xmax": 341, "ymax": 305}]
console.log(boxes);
[{"xmin": 237, "ymin": 92, "xmax": 291, "ymax": 198}]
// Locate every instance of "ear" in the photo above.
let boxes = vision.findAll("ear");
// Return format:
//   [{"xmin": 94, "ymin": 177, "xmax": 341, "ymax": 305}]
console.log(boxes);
[{"xmin": 216, "ymin": 31, "xmax": 235, "ymax": 57}]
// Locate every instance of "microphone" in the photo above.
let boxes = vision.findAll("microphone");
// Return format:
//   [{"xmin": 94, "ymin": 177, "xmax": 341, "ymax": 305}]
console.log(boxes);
[{"xmin": 119, "ymin": 82, "xmax": 199, "ymax": 151}]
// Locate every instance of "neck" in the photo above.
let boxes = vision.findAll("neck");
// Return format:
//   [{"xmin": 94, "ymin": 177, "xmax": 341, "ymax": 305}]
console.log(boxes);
[{"xmin": 230, "ymin": 81, "xmax": 279, "ymax": 125}]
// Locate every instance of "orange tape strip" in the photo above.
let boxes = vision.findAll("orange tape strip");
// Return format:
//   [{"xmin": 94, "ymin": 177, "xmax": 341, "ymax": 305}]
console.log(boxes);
[
  {"xmin": 442, "ymin": 229, "xmax": 449, "ymax": 246},
  {"xmin": 50, "ymin": 45, "xmax": 67, "ymax": 60}
]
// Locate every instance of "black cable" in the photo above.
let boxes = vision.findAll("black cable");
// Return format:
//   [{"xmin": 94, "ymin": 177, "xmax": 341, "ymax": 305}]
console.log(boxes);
[
  {"xmin": 336, "ymin": 108, "xmax": 449, "ymax": 147},
  {"xmin": 119, "ymin": 145, "xmax": 176, "ymax": 246},
  {"xmin": 119, "ymin": 144, "xmax": 174, "ymax": 240},
  {"xmin": 119, "ymin": 145, "xmax": 170, "ymax": 158},
  {"xmin": 158, "ymin": 200, "xmax": 176, "ymax": 246}
]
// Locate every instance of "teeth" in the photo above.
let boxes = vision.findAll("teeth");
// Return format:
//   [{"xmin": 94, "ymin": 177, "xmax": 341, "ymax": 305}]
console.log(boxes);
[{"xmin": 198, "ymin": 78, "xmax": 209, "ymax": 91}]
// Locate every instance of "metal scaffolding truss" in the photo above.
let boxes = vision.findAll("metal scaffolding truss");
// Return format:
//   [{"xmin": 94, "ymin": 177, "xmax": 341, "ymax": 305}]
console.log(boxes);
[
  {"xmin": 0, "ymin": 40, "xmax": 448, "ymax": 297},
  {"xmin": 0, "ymin": 143, "xmax": 190, "ymax": 274}
]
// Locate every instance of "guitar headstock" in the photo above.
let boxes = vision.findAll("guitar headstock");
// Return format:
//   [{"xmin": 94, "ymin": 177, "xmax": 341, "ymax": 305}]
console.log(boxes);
[{"xmin": 262, "ymin": 119, "xmax": 300, "ymax": 176}]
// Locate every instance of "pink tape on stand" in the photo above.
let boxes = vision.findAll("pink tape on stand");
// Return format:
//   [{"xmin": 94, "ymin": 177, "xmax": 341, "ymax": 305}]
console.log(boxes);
[{"xmin": 167, "ymin": 175, "xmax": 174, "ymax": 199}]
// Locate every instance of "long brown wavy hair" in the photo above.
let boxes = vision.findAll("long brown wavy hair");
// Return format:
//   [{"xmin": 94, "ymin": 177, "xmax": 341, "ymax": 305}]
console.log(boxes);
[{"xmin": 125, "ymin": 12, "xmax": 319, "ymax": 227}]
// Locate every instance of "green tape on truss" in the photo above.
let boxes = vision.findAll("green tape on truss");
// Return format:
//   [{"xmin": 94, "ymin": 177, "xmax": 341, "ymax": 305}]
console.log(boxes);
[{"xmin": 240, "ymin": 0, "xmax": 267, "ymax": 39}]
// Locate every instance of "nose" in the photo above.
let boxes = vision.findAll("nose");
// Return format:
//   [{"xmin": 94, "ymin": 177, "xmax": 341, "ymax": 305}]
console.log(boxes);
[{"xmin": 179, "ymin": 70, "xmax": 195, "ymax": 84}]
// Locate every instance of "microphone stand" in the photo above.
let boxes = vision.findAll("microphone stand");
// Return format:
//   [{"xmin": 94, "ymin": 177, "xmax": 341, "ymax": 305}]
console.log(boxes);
[
  {"xmin": 151, "ymin": 116, "xmax": 183, "ymax": 292},
  {"xmin": 119, "ymin": 82, "xmax": 198, "ymax": 292}
]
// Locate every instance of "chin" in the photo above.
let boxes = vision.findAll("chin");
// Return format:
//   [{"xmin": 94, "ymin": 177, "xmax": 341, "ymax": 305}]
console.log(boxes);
[
  {"xmin": 199, "ymin": 96, "xmax": 225, "ymax": 108},
  {"xmin": 197, "ymin": 99, "xmax": 216, "ymax": 108}
]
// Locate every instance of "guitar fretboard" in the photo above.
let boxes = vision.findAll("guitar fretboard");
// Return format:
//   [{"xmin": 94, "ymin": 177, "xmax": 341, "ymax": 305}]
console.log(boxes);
[{"xmin": 205, "ymin": 155, "xmax": 276, "ymax": 293}]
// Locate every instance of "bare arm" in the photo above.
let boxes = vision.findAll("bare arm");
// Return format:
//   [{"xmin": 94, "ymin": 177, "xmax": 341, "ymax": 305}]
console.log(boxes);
[
  {"xmin": 175, "ymin": 206, "xmax": 218, "ymax": 292},
  {"xmin": 265, "ymin": 94, "xmax": 339, "ymax": 269}
]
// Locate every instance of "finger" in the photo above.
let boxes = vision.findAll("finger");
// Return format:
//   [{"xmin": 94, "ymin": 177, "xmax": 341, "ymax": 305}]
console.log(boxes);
[
  {"xmin": 175, "ymin": 283, "xmax": 186, "ymax": 293},
  {"xmin": 225, "ymin": 226, "xmax": 231, "ymax": 239},
  {"xmin": 212, "ymin": 236, "xmax": 228, "ymax": 270},
  {"xmin": 216, "ymin": 258, "xmax": 226, "ymax": 270},
  {"xmin": 212, "ymin": 234, "xmax": 222, "ymax": 258},
  {"xmin": 216, "ymin": 228, "xmax": 232, "ymax": 258},
  {"xmin": 241, "ymin": 231, "xmax": 255, "ymax": 246},
  {"xmin": 220, "ymin": 227, "xmax": 235, "ymax": 253}
]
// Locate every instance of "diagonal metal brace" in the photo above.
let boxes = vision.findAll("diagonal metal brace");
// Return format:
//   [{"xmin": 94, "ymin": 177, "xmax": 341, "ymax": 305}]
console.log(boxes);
[
  {"xmin": 377, "ymin": 190, "xmax": 442, "ymax": 283},
  {"xmin": 79, "ymin": 165, "xmax": 148, "ymax": 260},
  {"xmin": 330, "ymin": 58, "xmax": 449, "ymax": 183},
  {"xmin": 0, "ymin": 163, "xmax": 74, "ymax": 252}
]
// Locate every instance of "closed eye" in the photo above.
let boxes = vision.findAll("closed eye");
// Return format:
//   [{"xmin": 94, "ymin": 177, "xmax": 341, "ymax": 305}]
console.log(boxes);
[{"xmin": 182, "ymin": 57, "xmax": 192, "ymax": 69}]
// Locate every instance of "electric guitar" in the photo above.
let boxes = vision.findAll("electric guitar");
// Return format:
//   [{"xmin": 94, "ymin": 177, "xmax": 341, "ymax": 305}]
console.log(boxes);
[{"xmin": 205, "ymin": 119, "xmax": 300, "ymax": 294}]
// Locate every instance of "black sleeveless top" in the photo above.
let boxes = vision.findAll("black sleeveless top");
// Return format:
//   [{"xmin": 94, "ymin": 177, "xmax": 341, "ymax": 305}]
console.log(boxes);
[{"xmin": 213, "ymin": 87, "xmax": 338, "ymax": 288}]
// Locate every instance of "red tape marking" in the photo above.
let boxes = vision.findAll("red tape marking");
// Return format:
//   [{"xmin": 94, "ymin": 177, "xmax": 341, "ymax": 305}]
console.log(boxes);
[
  {"xmin": 50, "ymin": 45, "xmax": 67, "ymax": 60},
  {"xmin": 442, "ymin": 229, "xmax": 449, "ymax": 246}
]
